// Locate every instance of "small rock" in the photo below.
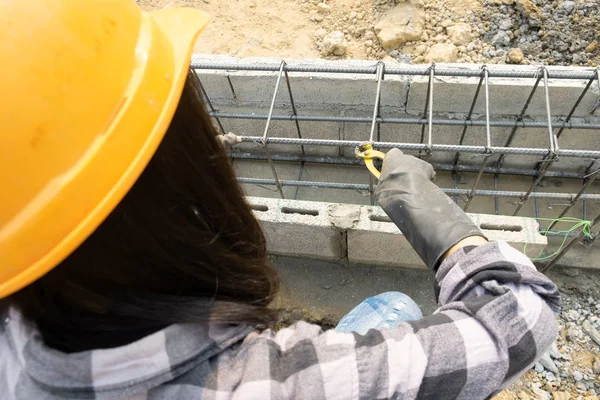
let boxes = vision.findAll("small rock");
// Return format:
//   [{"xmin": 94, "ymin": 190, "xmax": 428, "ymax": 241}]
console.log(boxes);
[
  {"xmin": 586, "ymin": 42, "xmax": 598, "ymax": 53},
  {"xmin": 446, "ymin": 23, "xmax": 472, "ymax": 46},
  {"xmin": 425, "ymin": 43, "xmax": 459, "ymax": 62},
  {"xmin": 356, "ymin": 12, "xmax": 364, "ymax": 20},
  {"xmin": 576, "ymin": 382, "xmax": 587, "ymax": 392},
  {"xmin": 552, "ymin": 392, "xmax": 571, "ymax": 400},
  {"xmin": 314, "ymin": 28, "xmax": 327, "ymax": 39},
  {"xmin": 364, "ymin": 31, "xmax": 375, "ymax": 40},
  {"xmin": 534, "ymin": 362, "xmax": 545, "ymax": 373},
  {"xmin": 499, "ymin": 20, "xmax": 513, "ymax": 30},
  {"xmin": 413, "ymin": 44, "xmax": 427, "ymax": 56},
  {"xmin": 583, "ymin": 319, "xmax": 600, "ymax": 345},
  {"xmin": 557, "ymin": 0, "xmax": 575, "ymax": 13},
  {"xmin": 374, "ymin": 3, "xmax": 425, "ymax": 51},
  {"xmin": 321, "ymin": 31, "xmax": 348, "ymax": 56},
  {"xmin": 440, "ymin": 19, "xmax": 454, "ymax": 28},
  {"xmin": 573, "ymin": 370, "xmax": 584, "ymax": 381},
  {"xmin": 507, "ymin": 48, "xmax": 525, "ymax": 63},
  {"xmin": 540, "ymin": 352, "xmax": 559, "ymax": 373},
  {"xmin": 313, "ymin": 14, "xmax": 324, "ymax": 22},
  {"xmin": 567, "ymin": 309, "xmax": 580, "ymax": 321},
  {"xmin": 518, "ymin": 391, "xmax": 531, "ymax": 400},
  {"xmin": 533, "ymin": 388, "xmax": 552, "ymax": 400},
  {"xmin": 349, "ymin": 11, "xmax": 357, "ymax": 19},
  {"xmin": 322, "ymin": 284, "xmax": 333, "ymax": 290},
  {"xmin": 491, "ymin": 31, "xmax": 511, "ymax": 47},
  {"xmin": 593, "ymin": 356, "xmax": 600, "ymax": 374},
  {"xmin": 549, "ymin": 342, "xmax": 562, "ymax": 359},
  {"xmin": 316, "ymin": 2, "xmax": 330, "ymax": 13}
]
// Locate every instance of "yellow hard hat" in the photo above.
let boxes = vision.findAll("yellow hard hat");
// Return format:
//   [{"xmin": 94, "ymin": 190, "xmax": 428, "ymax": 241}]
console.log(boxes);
[{"xmin": 0, "ymin": 0, "xmax": 209, "ymax": 298}]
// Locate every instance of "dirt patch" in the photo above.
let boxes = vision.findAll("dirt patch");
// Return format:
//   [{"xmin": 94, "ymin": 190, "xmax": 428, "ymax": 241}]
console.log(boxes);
[{"xmin": 138, "ymin": 0, "xmax": 598, "ymax": 65}]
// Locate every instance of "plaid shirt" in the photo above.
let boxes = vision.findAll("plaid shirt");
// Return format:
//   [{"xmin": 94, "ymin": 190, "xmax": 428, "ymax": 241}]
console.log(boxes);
[{"xmin": 1, "ymin": 241, "xmax": 560, "ymax": 400}]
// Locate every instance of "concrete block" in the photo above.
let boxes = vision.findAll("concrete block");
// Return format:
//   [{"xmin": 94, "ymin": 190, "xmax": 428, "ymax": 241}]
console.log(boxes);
[
  {"xmin": 348, "ymin": 206, "xmax": 547, "ymax": 268},
  {"xmin": 246, "ymin": 197, "xmax": 345, "ymax": 260}
]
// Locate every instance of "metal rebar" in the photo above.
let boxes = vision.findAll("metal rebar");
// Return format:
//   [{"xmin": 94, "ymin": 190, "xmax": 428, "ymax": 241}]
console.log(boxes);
[
  {"xmin": 453, "ymin": 70, "xmax": 485, "ymax": 167},
  {"xmin": 464, "ymin": 67, "xmax": 491, "ymax": 212},
  {"xmin": 229, "ymin": 151, "xmax": 590, "ymax": 179},
  {"xmin": 555, "ymin": 67, "xmax": 599, "ymax": 139},
  {"xmin": 542, "ymin": 68, "xmax": 556, "ymax": 155},
  {"xmin": 369, "ymin": 62, "xmax": 385, "ymax": 143},
  {"xmin": 494, "ymin": 71, "xmax": 543, "ymax": 169},
  {"xmin": 293, "ymin": 162, "xmax": 305, "ymax": 200},
  {"xmin": 237, "ymin": 136, "xmax": 600, "ymax": 158},
  {"xmin": 547, "ymin": 168, "xmax": 600, "ymax": 230},
  {"xmin": 283, "ymin": 68, "xmax": 305, "ymax": 154},
  {"xmin": 237, "ymin": 177, "xmax": 600, "ymax": 201},
  {"xmin": 368, "ymin": 62, "xmax": 385, "ymax": 205},
  {"xmin": 493, "ymin": 174, "xmax": 499, "ymax": 215},
  {"xmin": 191, "ymin": 59, "xmax": 597, "ymax": 80},
  {"xmin": 513, "ymin": 68, "xmax": 559, "ymax": 216},
  {"xmin": 541, "ymin": 211, "xmax": 600, "ymax": 272},
  {"xmin": 210, "ymin": 111, "xmax": 600, "ymax": 131},
  {"xmin": 419, "ymin": 65, "xmax": 435, "ymax": 157},
  {"xmin": 262, "ymin": 62, "xmax": 286, "ymax": 143},
  {"xmin": 261, "ymin": 61, "xmax": 288, "ymax": 199},
  {"xmin": 193, "ymin": 71, "xmax": 226, "ymax": 134}
]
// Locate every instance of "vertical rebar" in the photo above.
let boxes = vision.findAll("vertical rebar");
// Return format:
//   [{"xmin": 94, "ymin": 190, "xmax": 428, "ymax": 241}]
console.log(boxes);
[
  {"xmin": 369, "ymin": 62, "xmax": 385, "ymax": 143},
  {"xmin": 284, "ymin": 68, "xmax": 305, "ymax": 155},
  {"xmin": 453, "ymin": 72, "xmax": 485, "ymax": 167},
  {"xmin": 494, "ymin": 70, "xmax": 544, "ymax": 169},
  {"xmin": 419, "ymin": 64, "xmax": 435, "ymax": 158},
  {"xmin": 463, "ymin": 67, "xmax": 491, "ymax": 212},
  {"xmin": 513, "ymin": 68, "xmax": 556, "ymax": 216},
  {"xmin": 555, "ymin": 67, "xmax": 599, "ymax": 139},
  {"xmin": 367, "ymin": 62, "xmax": 385, "ymax": 206},
  {"xmin": 262, "ymin": 62, "xmax": 288, "ymax": 199},
  {"xmin": 493, "ymin": 174, "xmax": 499, "ymax": 215},
  {"xmin": 193, "ymin": 70, "xmax": 226, "ymax": 134}
]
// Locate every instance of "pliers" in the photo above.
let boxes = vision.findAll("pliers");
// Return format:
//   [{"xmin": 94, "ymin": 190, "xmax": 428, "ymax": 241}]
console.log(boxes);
[{"xmin": 355, "ymin": 143, "xmax": 386, "ymax": 179}]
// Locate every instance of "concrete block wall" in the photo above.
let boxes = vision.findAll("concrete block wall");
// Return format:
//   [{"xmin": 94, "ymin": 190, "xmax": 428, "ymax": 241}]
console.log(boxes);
[{"xmin": 246, "ymin": 197, "xmax": 547, "ymax": 269}]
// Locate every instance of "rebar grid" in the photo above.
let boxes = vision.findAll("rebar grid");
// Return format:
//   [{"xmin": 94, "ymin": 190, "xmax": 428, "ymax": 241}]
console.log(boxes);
[{"xmin": 194, "ymin": 60, "xmax": 600, "ymax": 270}]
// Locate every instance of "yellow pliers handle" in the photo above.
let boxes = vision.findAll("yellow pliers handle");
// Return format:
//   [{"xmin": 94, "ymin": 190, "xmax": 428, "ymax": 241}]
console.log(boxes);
[{"xmin": 355, "ymin": 143, "xmax": 386, "ymax": 179}]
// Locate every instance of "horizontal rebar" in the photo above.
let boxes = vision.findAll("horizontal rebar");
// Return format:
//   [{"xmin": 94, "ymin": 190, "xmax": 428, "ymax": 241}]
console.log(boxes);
[
  {"xmin": 230, "ymin": 152, "xmax": 589, "ymax": 179},
  {"xmin": 238, "ymin": 177, "xmax": 600, "ymax": 201},
  {"xmin": 210, "ymin": 112, "xmax": 600, "ymax": 131},
  {"xmin": 238, "ymin": 136, "xmax": 600, "ymax": 158},
  {"xmin": 192, "ymin": 62, "xmax": 597, "ymax": 80}
]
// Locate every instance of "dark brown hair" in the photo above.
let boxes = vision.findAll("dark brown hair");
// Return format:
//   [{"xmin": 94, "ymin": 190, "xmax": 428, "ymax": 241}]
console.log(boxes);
[{"xmin": 8, "ymin": 70, "xmax": 280, "ymax": 352}]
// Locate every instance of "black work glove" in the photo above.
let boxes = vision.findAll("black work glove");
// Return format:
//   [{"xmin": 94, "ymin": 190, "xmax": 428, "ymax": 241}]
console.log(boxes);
[{"xmin": 375, "ymin": 149, "xmax": 485, "ymax": 270}]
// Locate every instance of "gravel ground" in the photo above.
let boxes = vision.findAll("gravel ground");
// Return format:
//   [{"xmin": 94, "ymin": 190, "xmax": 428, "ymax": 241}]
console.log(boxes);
[{"xmin": 495, "ymin": 268, "xmax": 600, "ymax": 400}]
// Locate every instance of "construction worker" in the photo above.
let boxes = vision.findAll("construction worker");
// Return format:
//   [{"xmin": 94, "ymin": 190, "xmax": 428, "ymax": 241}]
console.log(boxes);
[{"xmin": 0, "ymin": 1, "xmax": 559, "ymax": 399}]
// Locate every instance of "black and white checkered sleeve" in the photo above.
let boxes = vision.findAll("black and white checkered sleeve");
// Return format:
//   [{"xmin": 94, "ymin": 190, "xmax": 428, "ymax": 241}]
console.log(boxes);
[{"xmin": 240, "ymin": 240, "xmax": 559, "ymax": 399}]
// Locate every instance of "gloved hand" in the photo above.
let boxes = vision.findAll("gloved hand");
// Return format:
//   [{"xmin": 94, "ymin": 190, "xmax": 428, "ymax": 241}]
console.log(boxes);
[
  {"xmin": 375, "ymin": 149, "xmax": 485, "ymax": 270},
  {"xmin": 217, "ymin": 132, "xmax": 241, "ymax": 149}
]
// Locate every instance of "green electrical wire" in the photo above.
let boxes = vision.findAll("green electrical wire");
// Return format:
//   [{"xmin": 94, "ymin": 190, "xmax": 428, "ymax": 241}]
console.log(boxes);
[{"xmin": 524, "ymin": 217, "xmax": 594, "ymax": 261}]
